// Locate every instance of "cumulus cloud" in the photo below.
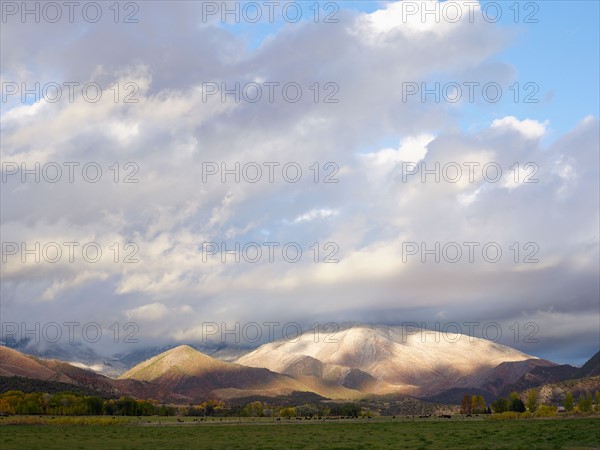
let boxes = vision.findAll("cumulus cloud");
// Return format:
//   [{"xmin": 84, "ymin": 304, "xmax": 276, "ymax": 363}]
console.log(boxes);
[
  {"xmin": 491, "ymin": 116, "xmax": 548, "ymax": 140},
  {"xmin": 356, "ymin": 0, "xmax": 484, "ymax": 40}
]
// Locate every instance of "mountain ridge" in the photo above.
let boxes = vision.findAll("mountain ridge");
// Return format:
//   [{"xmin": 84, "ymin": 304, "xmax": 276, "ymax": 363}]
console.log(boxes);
[
  {"xmin": 118, "ymin": 344, "xmax": 363, "ymax": 401},
  {"xmin": 2, "ymin": 326, "xmax": 598, "ymax": 404},
  {"xmin": 236, "ymin": 324, "xmax": 540, "ymax": 396}
]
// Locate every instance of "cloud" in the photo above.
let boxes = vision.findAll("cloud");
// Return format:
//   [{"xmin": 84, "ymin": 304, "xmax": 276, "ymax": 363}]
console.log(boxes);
[
  {"xmin": 491, "ymin": 116, "xmax": 548, "ymax": 139},
  {"xmin": 124, "ymin": 303, "xmax": 169, "ymax": 321},
  {"xmin": 293, "ymin": 209, "xmax": 339, "ymax": 223},
  {"xmin": 359, "ymin": 134, "xmax": 434, "ymax": 182},
  {"xmin": 1, "ymin": 1, "xmax": 597, "ymax": 363},
  {"xmin": 355, "ymin": 0, "xmax": 484, "ymax": 40}
]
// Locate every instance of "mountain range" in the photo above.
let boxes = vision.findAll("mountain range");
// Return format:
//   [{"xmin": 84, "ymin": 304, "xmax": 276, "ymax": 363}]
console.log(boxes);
[
  {"xmin": 1, "ymin": 324, "xmax": 598, "ymax": 404},
  {"xmin": 0, "ymin": 337, "xmax": 249, "ymax": 378},
  {"xmin": 236, "ymin": 325, "xmax": 553, "ymax": 397}
]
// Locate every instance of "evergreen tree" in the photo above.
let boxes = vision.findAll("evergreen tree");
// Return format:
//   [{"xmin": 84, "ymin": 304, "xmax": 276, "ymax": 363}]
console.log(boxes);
[
  {"xmin": 491, "ymin": 397, "xmax": 509, "ymax": 413},
  {"xmin": 511, "ymin": 398, "xmax": 526, "ymax": 413}
]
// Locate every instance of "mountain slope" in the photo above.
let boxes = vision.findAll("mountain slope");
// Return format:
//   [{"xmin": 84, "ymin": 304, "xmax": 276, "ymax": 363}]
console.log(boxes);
[
  {"xmin": 0, "ymin": 346, "xmax": 63, "ymax": 381},
  {"xmin": 119, "ymin": 345, "xmax": 360, "ymax": 401},
  {"xmin": 530, "ymin": 376, "xmax": 600, "ymax": 405},
  {"xmin": 119, "ymin": 345, "xmax": 230, "ymax": 381},
  {"xmin": 0, "ymin": 345, "xmax": 129, "ymax": 397},
  {"xmin": 499, "ymin": 350, "xmax": 600, "ymax": 397},
  {"xmin": 498, "ymin": 363, "xmax": 579, "ymax": 396},
  {"xmin": 454, "ymin": 358, "xmax": 556, "ymax": 396},
  {"xmin": 575, "ymin": 351, "xmax": 600, "ymax": 378},
  {"xmin": 0, "ymin": 338, "xmax": 253, "ymax": 378},
  {"xmin": 0, "ymin": 338, "xmax": 128, "ymax": 378},
  {"xmin": 236, "ymin": 324, "xmax": 540, "ymax": 396}
]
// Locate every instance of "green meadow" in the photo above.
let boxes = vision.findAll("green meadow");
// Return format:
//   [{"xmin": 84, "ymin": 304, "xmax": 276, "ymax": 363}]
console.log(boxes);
[{"xmin": 0, "ymin": 416, "xmax": 598, "ymax": 449}]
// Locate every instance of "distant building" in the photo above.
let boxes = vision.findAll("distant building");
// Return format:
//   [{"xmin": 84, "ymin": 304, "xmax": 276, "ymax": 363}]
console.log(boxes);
[{"xmin": 557, "ymin": 406, "xmax": 566, "ymax": 413}]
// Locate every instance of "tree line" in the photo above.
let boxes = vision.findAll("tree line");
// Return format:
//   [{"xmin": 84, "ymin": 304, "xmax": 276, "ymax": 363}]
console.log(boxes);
[
  {"xmin": 462, "ymin": 390, "xmax": 600, "ymax": 415},
  {"xmin": 0, "ymin": 391, "xmax": 173, "ymax": 416},
  {"xmin": 0, "ymin": 390, "xmax": 370, "ymax": 419},
  {"xmin": 2, "ymin": 389, "xmax": 598, "ymax": 417}
]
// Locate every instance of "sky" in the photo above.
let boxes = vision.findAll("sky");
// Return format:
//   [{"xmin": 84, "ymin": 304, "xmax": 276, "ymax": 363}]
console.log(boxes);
[{"xmin": 1, "ymin": 1, "xmax": 599, "ymax": 366}]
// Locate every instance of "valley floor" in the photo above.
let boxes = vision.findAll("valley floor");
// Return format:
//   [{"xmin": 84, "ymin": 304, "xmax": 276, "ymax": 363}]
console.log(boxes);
[{"xmin": 0, "ymin": 416, "xmax": 598, "ymax": 449}]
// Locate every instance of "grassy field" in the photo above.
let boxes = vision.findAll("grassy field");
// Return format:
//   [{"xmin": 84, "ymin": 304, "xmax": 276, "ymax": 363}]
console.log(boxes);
[{"xmin": 1, "ymin": 417, "xmax": 598, "ymax": 449}]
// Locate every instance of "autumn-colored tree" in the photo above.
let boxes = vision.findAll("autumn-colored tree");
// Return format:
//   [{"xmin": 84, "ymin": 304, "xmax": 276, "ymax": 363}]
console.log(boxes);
[
  {"xmin": 577, "ymin": 392, "xmax": 593, "ymax": 412},
  {"xmin": 471, "ymin": 395, "xmax": 486, "ymax": 413},
  {"xmin": 0, "ymin": 397, "xmax": 16, "ymax": 414},
  {"xmin": 460, "ymin": 394, "xmax": 472, "ymax": 414},
  {"xmin": 200, "ymin": 399, "xmax": 225, "ymax": 416},
  {"xmin": 279, "ymin": 407, "xmax": 296, "ymax": 418},
  {"xmin": 242, "ymin": 401, "xmax": 264, "ymax": 417},
  {"xmin": 535, "ymin": 405, "xmax": 557, "ymax": 417},
  {"xmin": 476, "ymin": 395, "xmax": 486, "ymax": 413},
  {"xmin": 471, "ymin": 395, "xmax": 477, "ymax": 413},
  {"xmin": 563, "ymin": 391, "xmax": 574, "ymax": 412},
  {"xmin": 526, "ymin": 390, "xmax": 538, "ymax": 413}
]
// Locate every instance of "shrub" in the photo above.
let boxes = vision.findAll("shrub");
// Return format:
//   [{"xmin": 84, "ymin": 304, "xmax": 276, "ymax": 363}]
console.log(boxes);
[{"xmin": 535, "ymin": 405, "xmax": 557, "ymax": 418}]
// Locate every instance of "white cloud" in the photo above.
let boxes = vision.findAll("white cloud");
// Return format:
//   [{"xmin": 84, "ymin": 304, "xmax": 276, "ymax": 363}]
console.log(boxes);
[
  {"xmin": 124, "ymin": 303, "xmax": 169, "ymax": 321},
  {"xmin": 360, "ymin": 134, "xmax": 434, "ymax": 181},
  {"xmin": 293, "ymin": 208, "xmax": 339, "ymax": 223},
  {"xmin": 356, "ymin": 0, "xmax": 483, "ymax": 41},
  {"xmin": 491, "ymin": 116, "xmax": 548, "ymax": 140}
]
